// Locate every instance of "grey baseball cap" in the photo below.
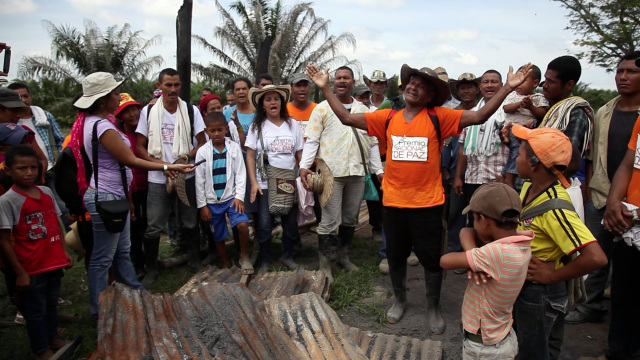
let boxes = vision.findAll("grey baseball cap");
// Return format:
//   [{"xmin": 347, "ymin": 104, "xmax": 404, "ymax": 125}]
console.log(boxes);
[
  {"xmin": 0, "ymin": 88, "xmax": 27, "ymax": 108},
  {"xmin": 290, "ymin": 73, "xmax": 311, "ymax": 85},
  {"xmin": 353, "ymin": 84, "xmax": 372, "ymax": 96}
]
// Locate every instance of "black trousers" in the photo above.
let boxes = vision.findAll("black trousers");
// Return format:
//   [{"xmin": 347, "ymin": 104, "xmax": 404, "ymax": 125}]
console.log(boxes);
[{"xmin": 383, "ymin": 205, "xmax": 444, "ymax": 273}]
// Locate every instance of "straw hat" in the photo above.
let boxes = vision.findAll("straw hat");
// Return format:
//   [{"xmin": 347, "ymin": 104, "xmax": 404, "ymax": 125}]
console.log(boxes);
[
  {"xmin": 74, "ymin": 72, "xmax": 123, "ymax": 109},
  {"xmin": 249, "ymin": 84, "xmax": 291, "ymax": 108},
  {"xmin": 166, "ymin": 156, "xmax": 192, "ymax": 206},
  {"xmin": 399, "ymin": 64, "xmax": 451, "ymax": 107},
  {"xmin": 306, "ymin": 158, "xmax": 334, "ymax": 208},
  {"xmin": 65, "ymin": 222, "xmax": 84, "ymax": 253}
]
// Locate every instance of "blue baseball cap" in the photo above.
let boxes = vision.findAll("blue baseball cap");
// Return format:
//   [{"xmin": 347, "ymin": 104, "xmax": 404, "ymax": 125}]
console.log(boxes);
[{"xmin": 0, "ymin": 123, "xmax": 34, "ymax": 145}]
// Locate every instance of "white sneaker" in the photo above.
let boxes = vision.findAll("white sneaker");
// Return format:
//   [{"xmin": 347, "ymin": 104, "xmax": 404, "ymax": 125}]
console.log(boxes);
[{"xmin": 407, "ymin": 252, "xmax": 419, "ymax": 266}]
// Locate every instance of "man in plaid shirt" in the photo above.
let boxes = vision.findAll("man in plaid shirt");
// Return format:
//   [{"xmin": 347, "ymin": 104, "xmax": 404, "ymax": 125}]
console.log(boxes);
[{"xmin": 454, "ymin": 70, "xmax": 510, "ymax": 228}]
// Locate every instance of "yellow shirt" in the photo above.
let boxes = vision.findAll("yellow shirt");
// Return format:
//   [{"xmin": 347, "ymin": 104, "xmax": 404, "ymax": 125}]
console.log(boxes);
[{"xmin": 518, "ymin": 181, "xmax": 596, "ymax": 269}]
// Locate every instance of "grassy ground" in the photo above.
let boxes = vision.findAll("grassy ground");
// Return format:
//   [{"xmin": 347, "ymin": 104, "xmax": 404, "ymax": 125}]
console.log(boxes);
[{"xmin": 0, "ymin": 229, "xmax": 383, "ymax": 359}]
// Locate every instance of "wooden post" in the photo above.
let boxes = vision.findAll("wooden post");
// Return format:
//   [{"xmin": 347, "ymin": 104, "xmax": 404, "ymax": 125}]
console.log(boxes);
[{"xmin": 176, "ymin": 0, "xmax": 192, "ymax": 103}]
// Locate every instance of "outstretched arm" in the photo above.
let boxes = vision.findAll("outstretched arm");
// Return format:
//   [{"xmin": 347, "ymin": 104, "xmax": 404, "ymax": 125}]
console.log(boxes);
[
  {"xmin": 459, "ymin": 63, "xmax": 532, "ymax": 129},
  {"xmin": 306, "ymin": 65, "xmax": 368, "ymax": 130}
]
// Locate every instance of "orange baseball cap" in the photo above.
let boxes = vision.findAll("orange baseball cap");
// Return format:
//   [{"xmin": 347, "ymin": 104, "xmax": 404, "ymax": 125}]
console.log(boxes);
[{"xmin": 512, "ymin": 124, "xmax": 572, "ymax": 188}]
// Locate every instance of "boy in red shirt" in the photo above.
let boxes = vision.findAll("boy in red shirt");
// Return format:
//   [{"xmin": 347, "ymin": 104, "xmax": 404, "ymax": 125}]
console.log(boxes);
[{"xmin": 0, "ymin": 145, "xmax": 73, "ymax": 359}]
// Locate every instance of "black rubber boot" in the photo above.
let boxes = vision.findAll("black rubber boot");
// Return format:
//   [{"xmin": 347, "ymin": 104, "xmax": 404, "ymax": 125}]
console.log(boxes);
[
  {"xmin": 185, "ymin": 227, "xmax": 202, "ymax": 273},
  {"xmin": 141, "ymin": 237, "xmax": 160, "ymax": 287},
  {"xmin": 387, "ymin": 262, "xmax": 407, "ymax": 324},
  {"xmin": 425, "ymin": 271, "xmax": 445, "ymax": 334},
  {"xmin": 337, "ymin": 225, "xmax": 358, "ymax": 271},
  {"xmin": 318, "ymin": 234, "xmax": 333, "ymax": 283}
]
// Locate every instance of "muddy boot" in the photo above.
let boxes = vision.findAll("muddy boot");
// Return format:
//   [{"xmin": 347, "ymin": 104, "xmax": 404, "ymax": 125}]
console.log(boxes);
[
  {"xmin": 387, "ymin": 263, "xmax": 407, "ymax": 324},
  {"xmin": 425, "ymin": 271, "xmax": 445, "ymax": 334},
  {"xmin": 337, "ymin": 225, "xmax": 358, "ymax": 272},
  {"xmin": 185, "ymin": 228, "xmax": 202, "ymax": 273},
  {"xmin": 141, "ymin": 237, "xmax": 160, "ymax": 287},
  {"xmin": 318, "ymin": 234, "xmax": 333, "ymax": 284}
]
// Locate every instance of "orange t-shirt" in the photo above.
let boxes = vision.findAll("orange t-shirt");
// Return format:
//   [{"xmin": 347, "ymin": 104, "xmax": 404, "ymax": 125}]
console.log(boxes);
[
  {"xmin": 287, "ymin": 102, "xmax": 317, "ymax": 137},
  {"xmin": 626, "ymin": 115, "xmax": 640, "ymax": 206},
  {"xmin": 365, "ymin": 107, "xmax": 463, "ymax": 208}
]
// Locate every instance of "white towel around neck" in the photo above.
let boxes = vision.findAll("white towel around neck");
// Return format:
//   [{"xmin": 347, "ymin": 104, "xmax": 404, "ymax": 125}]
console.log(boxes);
[{"xmin": 147, "ymin": 96, "xmax": 192, "ymax": 159}]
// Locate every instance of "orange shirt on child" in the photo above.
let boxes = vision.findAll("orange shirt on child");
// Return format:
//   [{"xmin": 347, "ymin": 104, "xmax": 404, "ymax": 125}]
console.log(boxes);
[{"xmin": 365, "ymin": 107, "xmax": 463, "ymax": 208}]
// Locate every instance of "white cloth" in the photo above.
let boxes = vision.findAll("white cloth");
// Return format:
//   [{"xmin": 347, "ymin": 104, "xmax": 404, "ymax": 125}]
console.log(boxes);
[
  {"xmin": 615, "ymin": 202, "xmax": 640, "ymax": 251},
  {"xmin": 245, "ymin": 118, "xmax": 304, "ymax": 189},
  {"xmin": 146, "ymin": 96, "xmax": 192, "ymax": 159},
  {"xmin": 462, "ymin": 98, "xmax": 505, "ymax": 157},
  {"xmin": 30, "ymin": 106, "xmax": 48, "ymax": 126},
  {"xmin": 195, "ymin": 138, "xmax": 246, "ymax": 208},
  {"xmin": 296, "ymin": 177, "xmax": 315, "ymax": 224},
  {"xmin": 565, "ymin": 177, "xmax": 585, "ymax": 222},
  {"xmin": 136, "ymin": 100, "xmax": 205, "ymax": 184}
]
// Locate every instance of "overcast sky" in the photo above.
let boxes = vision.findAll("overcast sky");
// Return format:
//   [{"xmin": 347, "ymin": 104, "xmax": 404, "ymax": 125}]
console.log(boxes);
[{"xmin": 1, "ymin": 0, "xmax": 618, "ymax": 90}]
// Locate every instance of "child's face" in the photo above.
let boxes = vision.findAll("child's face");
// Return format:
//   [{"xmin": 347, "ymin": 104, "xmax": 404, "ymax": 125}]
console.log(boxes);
[
  {"xmin": 515, "ymin": 141, "xmax": 532, "ymax": 179},
  {"xmin": 6, "ymin": 155, "xmax": 39, "ymax": 188},
  {"xmin": 472, "ymin": 213, "xmax": 492, "ymax": 244},
  {"xmin": 205, "ymin": 121, "xmax": 228, "ymax": 145},
  {"xmin": 516, "ymin": 75, "xmax": 539, "ymax": 96}
]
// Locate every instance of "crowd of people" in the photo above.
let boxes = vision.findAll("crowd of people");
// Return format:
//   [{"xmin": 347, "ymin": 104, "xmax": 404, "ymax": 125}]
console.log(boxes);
[{"xmin": 0, "ymin": 50, "xmax": 638, "ymax": 360}]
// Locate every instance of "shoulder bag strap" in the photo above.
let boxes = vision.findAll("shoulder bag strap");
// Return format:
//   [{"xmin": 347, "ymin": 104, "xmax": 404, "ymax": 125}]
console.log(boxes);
[
  {"xmin": 521, "ymin": 198, "xmax": 575, "ymax": 220},
  {"xmin": 427, "ymin": 107, "xmax": 442, "ymax": 149},
  {"xmin": 91, "ymin": 120, "xmax": 129, "ymax": 206},
  {"xmin": 351, "ymin": 127, "xmax": 370, "ymax": 175}
]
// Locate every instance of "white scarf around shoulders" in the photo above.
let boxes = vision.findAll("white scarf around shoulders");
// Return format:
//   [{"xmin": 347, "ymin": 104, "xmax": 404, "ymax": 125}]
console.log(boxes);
[
  {"xmin": 30, "ymin": 106, "xmax": 49, "ymax": 127},
  {"xmin": 147, "ymin": 96, "xmax": 192, "ymax": 159}
]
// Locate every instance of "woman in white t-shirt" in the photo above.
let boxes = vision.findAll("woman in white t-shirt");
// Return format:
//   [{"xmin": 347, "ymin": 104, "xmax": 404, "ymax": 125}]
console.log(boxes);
[{"xmin": 245, "ymin": 85, "xmax": 304, "ymax": 274}]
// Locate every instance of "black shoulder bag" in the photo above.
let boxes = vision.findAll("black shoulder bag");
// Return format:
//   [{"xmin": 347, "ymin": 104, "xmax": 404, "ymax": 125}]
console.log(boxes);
[{"xmin": 91, "ymin": 120, "xmax": 130, "ymax": 233}]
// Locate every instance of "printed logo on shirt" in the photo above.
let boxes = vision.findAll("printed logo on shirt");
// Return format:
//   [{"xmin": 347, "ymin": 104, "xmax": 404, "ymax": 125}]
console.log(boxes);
[
  {"xmin": 161, "ymin": 123, "xmax": 174, "ymax": 143},
  {"xmin": 25, "ymin": 212, "xmax": 47, "ymax": 241},
  {"xmin": 269, "ymin": 136, "xmax": 295, "ymax": 153},
  {"xmin": 299, "ymin": 121, "xmax": 309, "ymax": 135},
  {"xmin": 634, "ymin": 135, "xmax": 640, "ymax": 170},
  {"xmin": 390, "ymin": 135, "xmax": 429, "ymax": 162},
  {"xmin": 522, "ymin": 218, "xmax": 533, "ymax": 227}
]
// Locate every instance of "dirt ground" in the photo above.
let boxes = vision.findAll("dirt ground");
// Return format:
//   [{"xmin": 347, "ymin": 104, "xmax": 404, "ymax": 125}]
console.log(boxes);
[{"xmin": 305, "ymin": 225, "xmax": 610, "ymax": 360}]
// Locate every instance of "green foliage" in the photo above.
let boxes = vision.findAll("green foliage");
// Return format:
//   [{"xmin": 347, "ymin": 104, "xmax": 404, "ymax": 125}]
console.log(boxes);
[
  {"xmin": 572, "ymin": 81, "xmax": 619, "ymax": 110},
  {"xmin": 554, "ymin": 0, "xmax": 640, "ymax": 71},
  {"xmin": 385, "ymin": 75, "xmax": 399, "ymax": 99},
  {"xmin": 193, "ymin": 0, "xmax": 359, "ymax": 86},
  {"xmin": 19, "ymin": 19, "xmax": 163, "ymax": 82}
]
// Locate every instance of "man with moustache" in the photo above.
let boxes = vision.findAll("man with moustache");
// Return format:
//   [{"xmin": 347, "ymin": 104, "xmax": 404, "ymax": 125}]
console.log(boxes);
[
  {"xmin": 135, "ymin": 68, "xmax": 206, "ymax": 286},
  {"xmin": 305, "ymin": 62, "xmax": 532, "ymax": 333},
  {"xmin": 454, "ymin": 70, "xmax": 509, "ymax": 227},
  {"xmin": 298, "ymin": 66, "xmax": 382, "ymax": 283},
  {"xmin": 566, "ymin": 51, "xmax": 640, "ymax": 326}
]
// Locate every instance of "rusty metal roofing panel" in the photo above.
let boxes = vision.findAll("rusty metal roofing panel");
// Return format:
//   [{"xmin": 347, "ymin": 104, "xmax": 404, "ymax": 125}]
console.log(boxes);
[{"xmin": 88, "ymin": 268, "xmax": 442, "ymax": 360}]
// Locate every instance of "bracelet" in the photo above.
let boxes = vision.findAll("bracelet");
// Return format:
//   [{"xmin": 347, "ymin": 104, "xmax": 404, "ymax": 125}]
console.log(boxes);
[
  {"xmin": 163, "ymin": 163, "xmax": 168, "ymax": 172},
  {"xmin": 237, "ymin": 126, "xmax": 244, "ymax": 133}
]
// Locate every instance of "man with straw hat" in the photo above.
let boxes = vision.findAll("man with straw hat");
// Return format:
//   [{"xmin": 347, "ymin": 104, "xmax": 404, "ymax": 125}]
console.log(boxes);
[
  {"xmin": 306, "ymin": 62, "xmax": 532, "ymax": 334},
  {"xmin": 299, "ymin": 66, "xmax": 383, "ymax": 284}
]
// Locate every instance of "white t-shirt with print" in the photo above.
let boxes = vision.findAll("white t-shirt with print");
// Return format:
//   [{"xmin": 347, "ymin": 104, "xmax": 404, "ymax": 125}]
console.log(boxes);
[
  {"xmin": 245, "ymin": 118, "xmax": 304, "ymax": 189},
  {"xmin": 136, "ymin": 103, "xmax": 205, "ymax": 184}
]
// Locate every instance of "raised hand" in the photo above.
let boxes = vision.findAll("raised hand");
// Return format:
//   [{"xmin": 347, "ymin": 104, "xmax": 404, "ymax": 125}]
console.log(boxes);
[
  {"xmin": 506, "ymin": 63, "xmax": 532, "ymax": 90},
  {"xmin": 306, "ymin": 65, "xmax": 330, "ymax": 89}
]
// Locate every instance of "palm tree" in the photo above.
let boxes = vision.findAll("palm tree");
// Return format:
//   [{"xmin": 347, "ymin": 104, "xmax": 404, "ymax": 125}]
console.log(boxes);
[
  {"xmin": 193, "ymin": 0, "xmax": 358, "ymax": 86},
  {"xmin": 19, "ymin": 19, "xmax": 163, "ymax": 82}
]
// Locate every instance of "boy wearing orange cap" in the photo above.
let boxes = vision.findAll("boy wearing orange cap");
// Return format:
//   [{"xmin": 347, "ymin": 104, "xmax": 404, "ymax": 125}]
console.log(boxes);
[{"xmin": 511, "ymin": 125, "xmax": 607, "ymax": 360}]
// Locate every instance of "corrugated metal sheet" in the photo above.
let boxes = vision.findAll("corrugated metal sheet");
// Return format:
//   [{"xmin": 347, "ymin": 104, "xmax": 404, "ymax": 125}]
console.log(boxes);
[{"xmin": 88, "ymin": 267, "xmax": 442, "ymax": 360}]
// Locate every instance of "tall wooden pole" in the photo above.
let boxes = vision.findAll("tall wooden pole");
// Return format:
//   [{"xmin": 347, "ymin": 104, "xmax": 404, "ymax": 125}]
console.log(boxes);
[{"xmin": 177, "ymin": 0, "xmax": 192, "ymax": 103}]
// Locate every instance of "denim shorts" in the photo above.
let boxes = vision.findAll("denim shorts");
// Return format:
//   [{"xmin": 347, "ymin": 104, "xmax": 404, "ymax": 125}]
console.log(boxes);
[{"xmin": 206, "ymin": 199, "xmax": 249, "ymax": 242}]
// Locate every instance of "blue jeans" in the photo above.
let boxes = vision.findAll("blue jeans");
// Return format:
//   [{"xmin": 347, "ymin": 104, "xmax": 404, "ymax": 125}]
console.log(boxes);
[
  {"xmin": 84, "ymin": 188, "xmax": 143, "ymax": 317},
  {"xmin": 514, "ymin": 281, "xmax": 567, "ymax": 360},
  {"xmin": 17, "ymin": 269, "xmax": 62, "ymax": 354},
  {"xmin": 505, "ymin": 131, "xmax": 520, "ymax": 175}
]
